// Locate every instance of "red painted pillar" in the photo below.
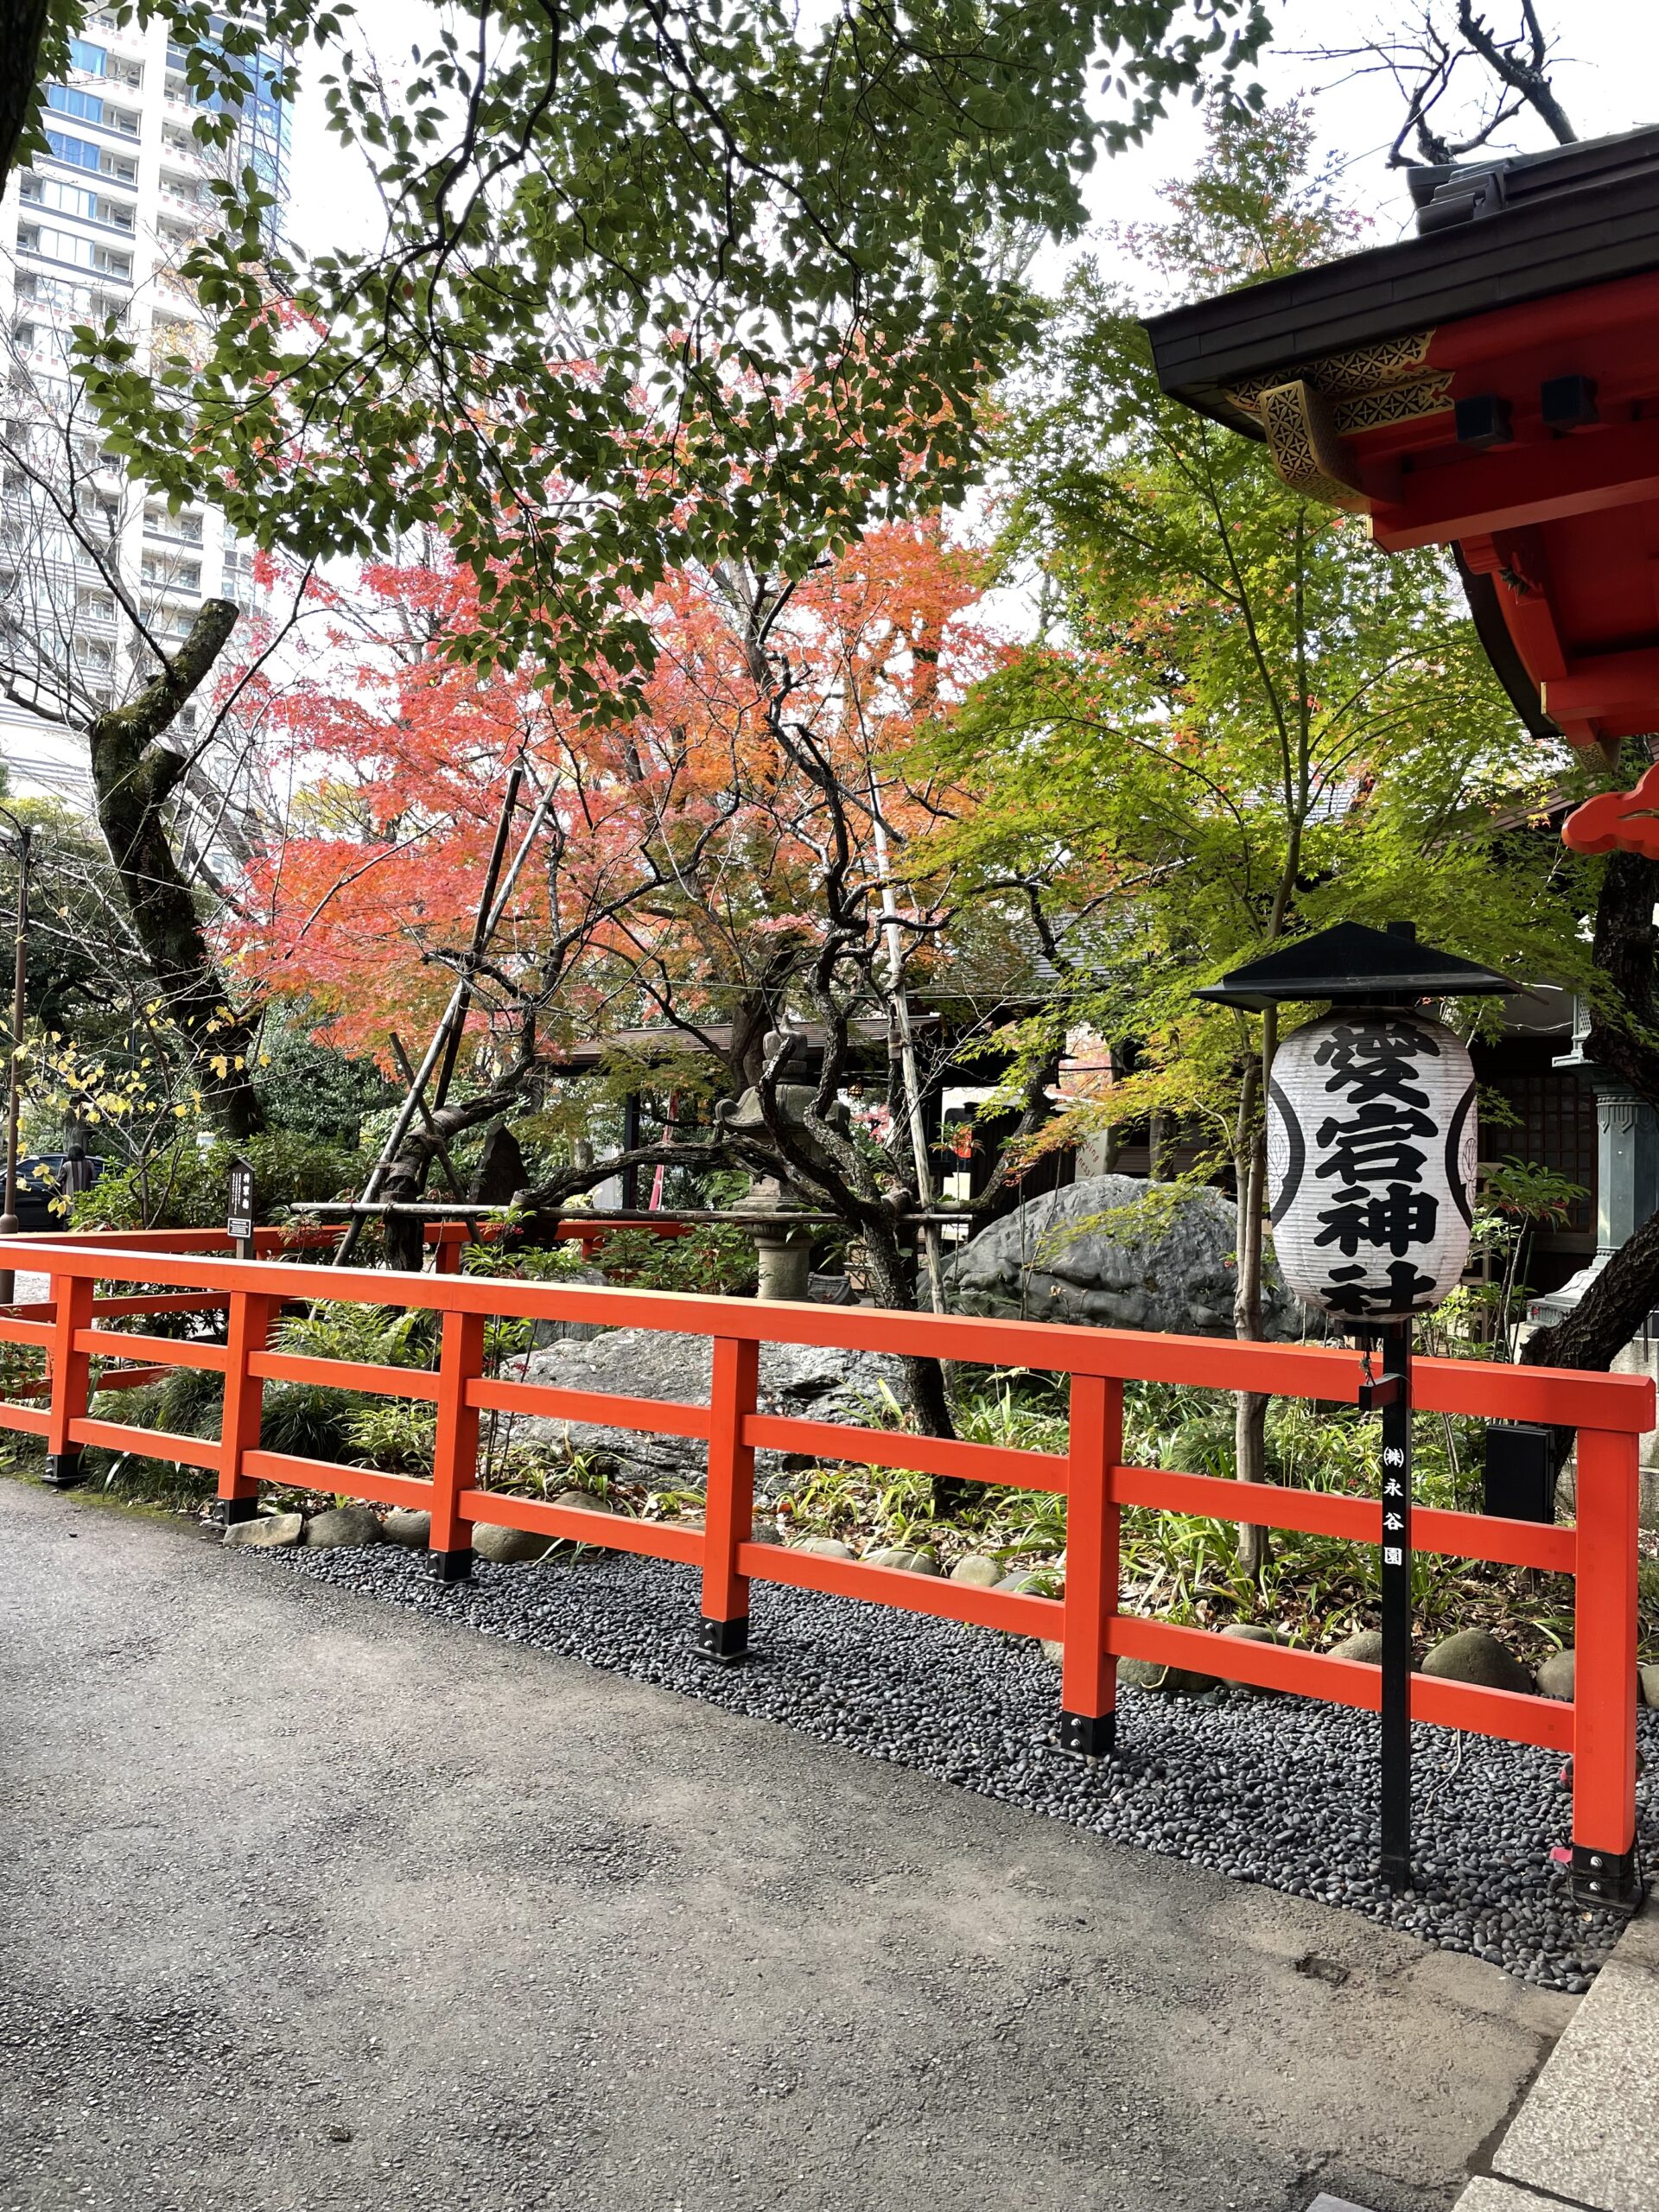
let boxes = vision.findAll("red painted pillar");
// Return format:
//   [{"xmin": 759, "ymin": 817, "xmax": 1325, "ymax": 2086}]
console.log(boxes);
[
  {"xmin": 42, "ymin": 1270, "xmax": 93, "ymax": 1488},
  {"xmin": 698, "ymin": 1335, "xmax": 759, "ymax": 1662},
  {"xmin": 1571, "ymin": 1424, "xmax": 1643, "ymax": 1910},
  {"xmin": 1059, "ymin": 1372, "xmax": 1123, "ymax": 1758},
  {"xmin": 216, "ymin": 1289, "xmax": 277, "ymax": 1524},
  {"xmin": 430, "ymin": 1308, "xmax": 486, "ymax": 1582}
]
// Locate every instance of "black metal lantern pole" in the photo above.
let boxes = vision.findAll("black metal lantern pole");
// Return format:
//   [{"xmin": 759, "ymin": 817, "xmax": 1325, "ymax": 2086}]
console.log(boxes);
[
  {"xmin": 1198, "ymin": 920, "xmax": 1510, "ymax": 1895},
  {"xmin": 1359, "ymin": 1317, "xmax": 1414, "ymax": 1887}
]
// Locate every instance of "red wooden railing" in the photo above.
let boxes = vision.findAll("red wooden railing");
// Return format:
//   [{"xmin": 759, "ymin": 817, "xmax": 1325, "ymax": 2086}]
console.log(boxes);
[{"xmin": 2, "ymin": 1228, "xmax": 1651, "ymax": 1907}]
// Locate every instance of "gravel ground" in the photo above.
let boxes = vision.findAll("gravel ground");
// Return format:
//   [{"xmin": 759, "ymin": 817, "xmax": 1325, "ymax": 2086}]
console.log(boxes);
[{"xmin": 257, "ymin": 1540, "xmax": 1657, "ymax": 1995}]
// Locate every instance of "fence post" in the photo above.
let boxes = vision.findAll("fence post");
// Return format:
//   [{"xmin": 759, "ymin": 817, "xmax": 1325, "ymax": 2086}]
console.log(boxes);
[
  {"xmin": 216, "ymin": 1290, "xmax": 277, "ymax": 1524},
  {"xmin": 697, "ymin": 1334, "xmax": 759, "ymax": 1662},
  {"xmin": 1571, "ymin": 1424, "xmax": 1643, "ymax": 1910},
  {"xmin": 430, "ymin": 1308, "xmax": 486, "ymax": 1582},
  {"xmin": 1059, "ymin": 1372, "xmax": 1123, "ymax": 1757},
  {"xmin": 42, "ymin": 1269, "xmax": 93, "ymax": 1489}
]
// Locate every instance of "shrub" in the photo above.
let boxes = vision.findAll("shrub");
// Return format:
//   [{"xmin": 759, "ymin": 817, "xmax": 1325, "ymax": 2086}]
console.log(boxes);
[
  {"xmin": 597, "ymin": 1224, "xmax": 758, "ymax": 1296},
  {"xmin": 68, "ymin": 1128, "xmax": 359, "ymax": 1232}
]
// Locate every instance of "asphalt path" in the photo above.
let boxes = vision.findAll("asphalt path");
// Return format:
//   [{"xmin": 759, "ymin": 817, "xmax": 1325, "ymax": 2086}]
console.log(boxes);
[{"xmin": 1, "ymin": 1478, "xmax": 1575, "ymax": 2212}]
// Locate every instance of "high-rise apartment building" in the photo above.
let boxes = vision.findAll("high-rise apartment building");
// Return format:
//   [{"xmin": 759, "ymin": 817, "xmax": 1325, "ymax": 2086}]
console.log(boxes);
[{"xmin": 0, "ymin": 10, "xmax": 291, "ymax": 803}]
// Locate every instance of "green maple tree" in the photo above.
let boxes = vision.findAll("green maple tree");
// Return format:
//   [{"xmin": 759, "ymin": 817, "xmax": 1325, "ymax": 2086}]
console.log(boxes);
[{"xmin": 923, "ymin": 103, "xmax": 1593, "ymax": 1548}]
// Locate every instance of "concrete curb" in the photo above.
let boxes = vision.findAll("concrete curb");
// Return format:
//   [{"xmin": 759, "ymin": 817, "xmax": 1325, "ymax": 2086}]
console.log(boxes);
[{"xmin": 1457, "ymin": 1895, "xmax": 1659, "ymax": 2212}]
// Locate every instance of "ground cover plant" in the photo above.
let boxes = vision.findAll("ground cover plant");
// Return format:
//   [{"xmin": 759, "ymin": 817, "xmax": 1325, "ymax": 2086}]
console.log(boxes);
[{"xmin": 766, "ymin": 1374, "xmax": 1659, "ymax": 1669}]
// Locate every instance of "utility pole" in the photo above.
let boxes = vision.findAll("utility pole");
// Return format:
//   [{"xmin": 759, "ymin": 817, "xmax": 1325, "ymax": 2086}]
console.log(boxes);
[{"xmin": 0, "ymin": 817, "xmax": 32, "ymax": 1307}]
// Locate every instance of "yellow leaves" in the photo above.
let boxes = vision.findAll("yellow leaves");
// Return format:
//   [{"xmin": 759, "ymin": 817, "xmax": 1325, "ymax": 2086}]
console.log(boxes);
[{"xmin": 209, "ymin": 1055, "xmax": 230, "ymax": 1079}]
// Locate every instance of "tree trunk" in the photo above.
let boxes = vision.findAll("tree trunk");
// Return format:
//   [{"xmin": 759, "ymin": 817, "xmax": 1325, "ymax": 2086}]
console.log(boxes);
[
  {"xmin": 379, "ymin": 1046, "xmax": 538, "ymax": 1261},
  {"xmin": 857, "ymin": 1210, "xmax": 960, "ymax": 1511},
  {"xmin": 87, "ymin": 601, "xmax": 265, "ymax": 1139},
  {"xmin": 1522, "ymin": 844, "xmax": 1659, "ymax": 1376},
  {"xmin": 0, "ymin": 2, "xmax": 50, "ymax": 201},
  {"xmin": 1231, "ymin": 1038, "xmax": 1272, "ymax": 1577},
  {"xmin": 1233, "ymin": 1132, "xmax": 1269, "ymax": 1578}
]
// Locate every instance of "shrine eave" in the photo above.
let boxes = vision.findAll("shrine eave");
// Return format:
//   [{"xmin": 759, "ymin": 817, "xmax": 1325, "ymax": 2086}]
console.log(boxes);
[
  {"xmin": 1147, "ymin": 126, "xmax": 1659, "ymax": 422},
  {"xmin": 1143, "ymin": 124, "xmax": 1659, "ymax": 758}
]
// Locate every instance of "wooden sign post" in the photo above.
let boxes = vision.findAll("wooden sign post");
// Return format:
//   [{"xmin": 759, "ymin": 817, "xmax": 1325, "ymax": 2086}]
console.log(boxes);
[{"xmin": 226, "ymin": 1157, "xmax": 256, "ymax": 1261}]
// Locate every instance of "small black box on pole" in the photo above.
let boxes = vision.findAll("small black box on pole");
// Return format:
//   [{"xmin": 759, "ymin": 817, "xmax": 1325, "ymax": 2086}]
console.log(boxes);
[
  {"xmin": 226, "ymin": 1156, "xmax": 256, "ymax": 1261},
  {"xmin": 1483, "ymin": 1422, "xmax": 1557, "ymax": 1524}
]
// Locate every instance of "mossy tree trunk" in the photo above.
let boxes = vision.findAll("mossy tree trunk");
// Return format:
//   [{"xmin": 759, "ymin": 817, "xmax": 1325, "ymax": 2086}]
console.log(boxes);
[{"xmin": 87, "ymin": 597, "xmax": 265, "ymax": 1140}]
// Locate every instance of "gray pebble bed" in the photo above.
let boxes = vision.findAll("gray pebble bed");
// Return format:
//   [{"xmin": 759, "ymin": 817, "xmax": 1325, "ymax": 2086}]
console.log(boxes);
[{"xmin": 258, "ymin": 1541, "xmax": 1657, "ymax": 1993}]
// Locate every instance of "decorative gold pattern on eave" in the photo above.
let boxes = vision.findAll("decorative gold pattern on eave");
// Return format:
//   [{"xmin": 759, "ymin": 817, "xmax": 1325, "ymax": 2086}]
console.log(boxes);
[
  {"xmin": 1332, "ymin": 371, "xmax": 1455, "ymax": 434},
  {"xmin": 1259, "ymin": 379, "xmax": 1369, "ymax": 513},
  {"xmin": 1219, "ymin": 330, "xmax": 1453, "ymax": 449},
  {"xmin": 1226, "ymin": 328, "xmax": 1438, "ymax": 411}
]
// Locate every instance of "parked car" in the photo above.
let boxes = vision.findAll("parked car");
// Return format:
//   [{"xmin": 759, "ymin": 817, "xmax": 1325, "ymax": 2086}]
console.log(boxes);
[{"xmin": 5, "ymin": 1151, "xmax": 105, "ymax": 1234}]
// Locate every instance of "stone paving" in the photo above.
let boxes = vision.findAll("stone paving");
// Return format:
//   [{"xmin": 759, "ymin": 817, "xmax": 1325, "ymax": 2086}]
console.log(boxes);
[
  {"xmin": 0, "ymin": 1475, "xmax": 1582, "ymax": 2212},
  {"xmin": 1452, "ymin": 1897, "xmax": 1659, "ymax": 2212}
]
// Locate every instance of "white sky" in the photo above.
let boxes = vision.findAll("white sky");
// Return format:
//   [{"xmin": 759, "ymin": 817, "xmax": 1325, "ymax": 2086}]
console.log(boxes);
[{"xmin": 283, "ymin": 0, "xmax": 1659, "ymax": 289}]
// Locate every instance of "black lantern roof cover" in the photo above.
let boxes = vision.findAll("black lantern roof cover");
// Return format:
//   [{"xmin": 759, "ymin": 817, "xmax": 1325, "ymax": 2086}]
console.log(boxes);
[{"xmin": 1196, "ymin": 922, "xmax": 1513, "ymax": 1011}]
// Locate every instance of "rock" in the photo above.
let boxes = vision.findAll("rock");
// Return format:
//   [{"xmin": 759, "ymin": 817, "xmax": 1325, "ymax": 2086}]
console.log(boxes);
[
  {"xmin": 502, "ymin": 1329, "xmax": 908, "ymax": 1484},
  {"xmin": 1535, "ymin": 1648, "xmax": 1576, "ymax": 1701},
  {"xmin": 468, "ymin": 1119, "xmax": 527, "ymax": 1206},
  {"xmin": 302, "ymin": 1504, "xmax": 384, "ymax": 1550},
  {"xmin": 531, "ymin": 1262, "xmax": 608, "ymax": 1346},
  {"xmin": 1039, "ymin": 1638, "xmax": 1065, "ymax": 1663},
  {"xmin": 1329, "ymin": 1629, "xmax": 1384, "ymax": 1665},
  {"xmin": 224, "ymin": 1510, "xmax": 304, "ymax": 1550},
  {"xmin": 1215, "ymin": 1620, "xmax": 1283, "ymax": 1692},
  {"xmin": 950, "ymin": 1554, "xmax": 1002, "ymax": 1588},
  {"xmin": 867, "ymin": 1546, "xmax": 939, "ymax": 1575},
  {"xmin": 1641, "ymin": 1662, "xmax": 1659, "ymax": 1710},
  {"xmin": 996, "ymin": 1567, "xmax": 1060, "ymax": 1597},
  {"xmin": 1421, "ymin": 1628, "xmax": 1534, "ymax": 1695},
  {"xmin": 547, "ymin": 1489, "xmax": 613, "ymax": 1517},
  {"xmin": 943, "ymin": 1173, "xmax": 1301, "ymax": 1337},
  {"xmin": 746, "ymin": 1522, "xmax": 784, "ymax": 1546},
  {"xmin": 471, "ymin": 1522, "xmax": 554, "ymax": 1564},
  {"xmin": 383, "ymin": 1507, "xmax": 431, "ymax": 1550},
  {"xmin": 1117, "ymin": 1655, "xmax": 1217, "ymax": 1696},
  {"xmin": 791, "ymin": 1536, "xmax": 855, "ymax": 1560}
]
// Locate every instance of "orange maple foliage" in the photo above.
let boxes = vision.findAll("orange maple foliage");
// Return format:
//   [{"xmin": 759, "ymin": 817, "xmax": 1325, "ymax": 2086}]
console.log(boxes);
[{"xmin": 227, "ymin": 522, "xmax": 1005, "ymax": 1070}]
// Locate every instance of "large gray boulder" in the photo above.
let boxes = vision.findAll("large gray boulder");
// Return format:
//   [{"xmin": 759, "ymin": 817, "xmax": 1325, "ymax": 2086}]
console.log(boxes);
[
  {"xmin": 223, "ymin": 1510, "xmax": 305, "ymax": 1551},
  {"xmin": 499, "ymin": 1329, "xmax": 908, "ymax": 1490},
  {"xmin": 944, "ymin": 1174, "xmax": 1300, "ymax": 1337},
  {"xmin": 1421, "ymin": 1628, "xmax": 1534, "ymax": 1695},
  {"xmin": 302, "ymin": 1504, "xmax": 384, "ymax": 1550}
]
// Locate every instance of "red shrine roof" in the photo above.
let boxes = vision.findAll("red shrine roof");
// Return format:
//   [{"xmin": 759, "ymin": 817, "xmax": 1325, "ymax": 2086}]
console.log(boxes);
[{"xmin": 1145, "ymin": 126, "xmax": 1659, "ymax": 759}]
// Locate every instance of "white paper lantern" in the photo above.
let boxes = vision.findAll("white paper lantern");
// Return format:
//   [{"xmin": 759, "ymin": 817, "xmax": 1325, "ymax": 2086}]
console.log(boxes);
[{"xmin": 1266, "ymin": 1010, "xmax": 1477, "ymax": 1321}]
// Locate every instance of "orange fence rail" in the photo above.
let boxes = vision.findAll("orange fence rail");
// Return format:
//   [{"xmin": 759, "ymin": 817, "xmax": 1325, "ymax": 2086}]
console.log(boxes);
[{"xmin": 2, "ymin": 1227, "xmax": 1651, "ymax": 1909}]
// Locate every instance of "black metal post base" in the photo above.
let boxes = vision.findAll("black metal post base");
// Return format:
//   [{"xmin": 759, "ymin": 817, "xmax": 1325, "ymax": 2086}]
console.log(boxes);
[
  {"xmin": 1380, "ymin": 1849, "xmax": 1413, "ymax": 1894},
  {"xmin": 1058, "ymin": 1709, "xmax": 1116, "ymax": 1759},
  {"xmin": 432, "ymin": 1548, "xmax": 473, "ymax": 1584},
  {"xmin": 695, "ymin": 1616, "xmax": 749, "ymax": 1664},
  {"xmin": 42, "ymin": 1451, "xmax": 83, "ymax": 1490},
  {"xmin": 213, "ymin": 1496, "xmax": 260, "ymax": 1527},
  {"xmin": 1569, "ymin": 1842, "xmax": 1645, "ymax": 1914}
]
